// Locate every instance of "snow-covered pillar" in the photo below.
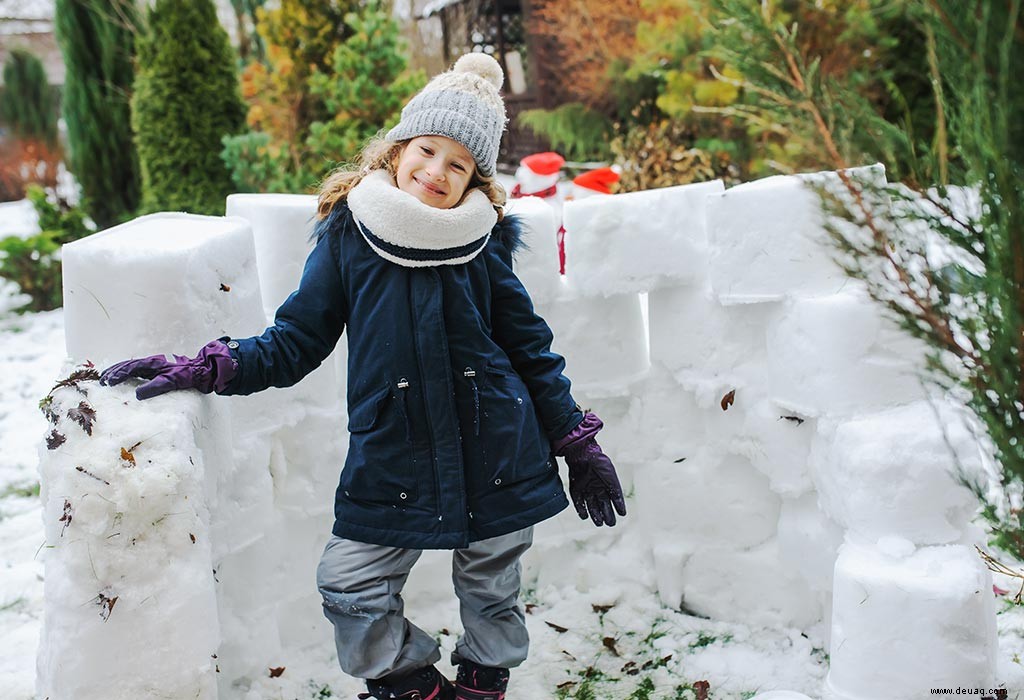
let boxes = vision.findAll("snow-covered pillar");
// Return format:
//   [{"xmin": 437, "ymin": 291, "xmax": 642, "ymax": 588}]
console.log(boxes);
[
  {"xmin": 37, "ymin": 378, "xmax": 225, "ymax": 700},
  {"xmin": 41, "ymin": 213, "xmax": 268, "ymax": 699},
  {"xmin": 813, "ymin": 403, "xmax": 996, "ymax": 700},
  {"xmin": 225, "ymin": 194, "xmax": 345, "ymax": 409},
  {"xmin": 632, "ymin": 176, "xmax": 820, "ymax": 629},
  {"xmin": 706, "ymin": 164, "xmax": 997, "ymax": 696},
  {"xmin": 216, "ymin": 195, "xmax": 349, "ymax": 688}
]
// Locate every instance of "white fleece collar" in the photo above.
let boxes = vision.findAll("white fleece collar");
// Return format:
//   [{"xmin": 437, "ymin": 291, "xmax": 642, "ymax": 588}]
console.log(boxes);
[{"xmin": 347, "ymin": 169, "xmax": 498, "ymax": 267}]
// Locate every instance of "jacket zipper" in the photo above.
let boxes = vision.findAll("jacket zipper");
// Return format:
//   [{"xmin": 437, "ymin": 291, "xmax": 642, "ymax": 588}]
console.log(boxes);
[
  {"xmin": 413, "ymin": 270, "xmax": 445, "ymax": 521},
  {"xmin": 395, "ymin": 377, "xmax": 412, "ymax": 446},
  {"xmin": 463, "ymin": 368, "xmax": 480, "ymax": 436}
]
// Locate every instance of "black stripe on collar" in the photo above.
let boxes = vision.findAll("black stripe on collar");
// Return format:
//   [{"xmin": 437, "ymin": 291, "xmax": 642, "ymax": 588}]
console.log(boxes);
[{"xmin": 358, "ymin": 220, "xmax": 490, "ymax": 263}]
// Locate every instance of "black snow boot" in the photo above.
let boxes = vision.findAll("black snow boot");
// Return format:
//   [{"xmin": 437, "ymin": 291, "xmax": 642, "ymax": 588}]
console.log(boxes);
[
  {"xmin": 358, "ymin": 664, "xmax": 455, "ymax": 700},
  {"xmin": 454, "ymin": 659, "xmax": 510, "ymax": 700}
]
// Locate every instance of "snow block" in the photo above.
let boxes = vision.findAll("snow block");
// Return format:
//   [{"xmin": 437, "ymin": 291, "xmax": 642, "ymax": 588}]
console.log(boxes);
[
  {"xmin": 634, "ymin": 449, "xmax": 780, "ymax": 550},
  {"xmin": 825, "ymin": 542, "xmax": 996, "ymax": 700},
  {"xmin": 648, "ymin": 283, "xmax": 776, "ymax": 390},
  {"xmin": 62, "ymin": 212, "xmax": 268, "ymax": 366},
  {"xmin": 562, "ymin": 180, "xmax": 724, "ymax": 296},
  {"xmin": 776, "ymin": 493, "xmax": 844, "ymax": 592},
  {"xmin": 764, "ymin": 289, "xmax": 929, "ymax": 416},
  {"xmin": 226, "ymin": 194, "xmax": 345, "ymax": 408},
  {"xmin": 504, "ymin": 195, "xmax": 563, "ymax": 304},
  {"xmin": 810, "ymin": 400, "xmax": 982, "ymax": 545},
  {"xmin": 37, "ymin": 375, "xmax": 219, "ymax": 700},
  {"xmin": 651, "ymin": 541, "xmax": 691, "ymax": 611},
  {"xmin": 726, "ymin": 396, "xmax": 815, "ymax": 497},
  {"xmin": 208, "ymin": 419, "xmax": 275, "ymax": 560},
  {"xmin": 629, "ymin": 365, "xmax": 707, "ymax": 462},
  {"xmin": 538, "ymin": 292, "xmax": 649, "ymax": 394},
  {"xmin": 225, "ymin": 193, "xmax": 318, "ymax": 315},
  {"xmin": 707, "ymin": 164, "xmax": 886, "ymax": 304},
  {"xmin": 213, "ymin": 510, "xmax": 334, "ymax": 689},
  {"xmin": 265, "ymin": 409, "xmax": 348, "ymax": 515},
  {"xmin": 681, "ymin": 538, "xmax": 821, "ymax": 629}
]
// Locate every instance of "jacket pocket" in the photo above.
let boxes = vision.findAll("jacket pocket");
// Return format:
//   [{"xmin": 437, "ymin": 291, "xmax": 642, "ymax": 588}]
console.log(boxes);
[
  {"xmin": 464, "ymin": 366, "xmax": 552, "ymax": 494},
  {"xmin": 342, "ymin": 381, "xmax": 420, "ymax": 505}
]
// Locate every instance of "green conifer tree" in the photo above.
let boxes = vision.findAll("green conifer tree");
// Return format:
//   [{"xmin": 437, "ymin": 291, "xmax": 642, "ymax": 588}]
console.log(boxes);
[
  {"xmin": 707, "ymin": 0, "xmax": 1024, "ymax": 559},
  {"xmin": 220, "ymin": 0, "xmax": 359, "ymax": 193},
  {"xmin": 131, "ymin": 0, "xmax": 246, "ymax": 214},
  {"xmin": 304, "ymin": 0, "xmax": 424, "ymax": 177},
  {"xmin": 0, "ymin": 49, "xmax": 57, "ymax": 145},
  {"xmin": 56, "ymin": 0, "xmax": 141, "ymax": 229}
]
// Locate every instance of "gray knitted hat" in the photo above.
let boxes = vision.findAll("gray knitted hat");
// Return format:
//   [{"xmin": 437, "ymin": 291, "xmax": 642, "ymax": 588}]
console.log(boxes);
[{"xmin": 386, "ymin": 53, "xmax": 507, "ymax": 177}]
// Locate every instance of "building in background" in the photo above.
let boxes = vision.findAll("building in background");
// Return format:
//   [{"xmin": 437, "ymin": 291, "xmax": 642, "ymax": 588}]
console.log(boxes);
[
  {"xmin": 0, "ymin": 0, "xmax": 63, "ymax": 86},
  {"xmin": 404, "ymin": 0, "xmax": 567, "ymax": 167}
]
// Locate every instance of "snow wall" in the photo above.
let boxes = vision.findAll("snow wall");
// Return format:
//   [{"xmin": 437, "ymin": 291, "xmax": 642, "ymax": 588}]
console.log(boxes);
[{"xmin": 37, "ymin": 167, "xmax": 996, "ymax": 699}]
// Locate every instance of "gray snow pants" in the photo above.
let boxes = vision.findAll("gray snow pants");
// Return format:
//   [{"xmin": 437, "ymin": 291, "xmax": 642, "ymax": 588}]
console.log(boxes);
[{"xmin": 315, "ymin": 526, "xmax": 533, "ymax": 682}]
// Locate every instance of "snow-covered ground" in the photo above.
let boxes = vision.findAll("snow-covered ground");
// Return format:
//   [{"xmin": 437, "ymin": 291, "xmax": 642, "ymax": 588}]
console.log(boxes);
[{"xmin": 0, "ymin": 304, "xmax": 64, "ymax": 697}]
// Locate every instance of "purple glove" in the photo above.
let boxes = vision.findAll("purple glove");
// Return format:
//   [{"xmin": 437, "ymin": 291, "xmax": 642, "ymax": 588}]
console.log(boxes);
[
  {"xmin": 553, "ymin": 412, "xmax": 627, "ymax": 527},
  {"xmin": 99, "ymin": 340, "xmax": 238, "ymax": 400}
]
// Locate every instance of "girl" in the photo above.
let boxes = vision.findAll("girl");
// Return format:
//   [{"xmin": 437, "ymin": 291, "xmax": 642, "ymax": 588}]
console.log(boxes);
[{"xmin": 100, "ymin": 54, "xmax": 626, "ymax": 700}]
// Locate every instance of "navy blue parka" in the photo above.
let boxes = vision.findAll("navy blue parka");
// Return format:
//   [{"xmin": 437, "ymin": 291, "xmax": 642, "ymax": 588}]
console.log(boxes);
[{"xmin": 221, "ymin": 201, "xmax": 584, "ymax": 549}]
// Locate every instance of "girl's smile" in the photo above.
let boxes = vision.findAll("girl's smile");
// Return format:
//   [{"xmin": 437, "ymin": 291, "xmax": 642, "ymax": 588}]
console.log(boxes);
[{"xmin": 395, "ymin": 135, "xmax": 475, "ymax": 209}]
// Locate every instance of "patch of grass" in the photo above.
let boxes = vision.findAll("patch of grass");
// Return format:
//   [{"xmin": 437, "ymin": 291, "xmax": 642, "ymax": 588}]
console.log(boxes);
[
  {"xmin": 641, "ymin": 617, "xmax": 667, "ymax": 646},
  {"xmin": 302, "ymin": 681, "xmax": 333, "ymax": 698},
  {"xmin": 520, "ymin": 581, "xmax": 539, "ymax": 606},
  {"xmin": 691, "ymin": 632, "xmax": 718, "ymax": 649},
  {"xmin": 627, "ymin": 677, "xmax": 656, "ymax": 700},
  {"xmin": 555, "ymin": 666, "xmax": 611, "ymax": 700},
  {"xmin": 673, "ymin": 684, "xmax": 698, "ymax": 699},
  {"xmin": 999, "ymin": 597, "xmax": 1020, "ymax": 614},
  {"xmin": 1, "ymin": 481, "xmax": 40, "ymax": 499}
]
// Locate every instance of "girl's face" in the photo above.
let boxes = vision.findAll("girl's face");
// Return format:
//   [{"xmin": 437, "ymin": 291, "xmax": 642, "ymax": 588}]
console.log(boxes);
[{"xmin": 394, "ymin": 135, "xmax": 475, "ymax": 209}]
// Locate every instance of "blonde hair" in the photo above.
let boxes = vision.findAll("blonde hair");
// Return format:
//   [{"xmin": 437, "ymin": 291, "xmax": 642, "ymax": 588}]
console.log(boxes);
[{"xmin": 317, "ymin": 133, "xmax": 507, "ymax": 221}]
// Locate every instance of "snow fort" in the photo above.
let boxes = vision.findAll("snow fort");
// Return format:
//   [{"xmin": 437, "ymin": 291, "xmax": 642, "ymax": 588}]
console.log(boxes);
[{"xmin": 36, "ymin": 165, "xmax": 997, "ymax": 699}]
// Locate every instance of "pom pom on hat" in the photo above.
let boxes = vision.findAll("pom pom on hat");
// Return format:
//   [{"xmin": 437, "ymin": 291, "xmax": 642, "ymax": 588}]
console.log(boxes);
[
  {"xmin": 573, "ymin": 167, "xmax": 620, "ymax": 195},
  {"xmin": 454, "ymin": 53, "xmax": 504, "ymax": 90}
]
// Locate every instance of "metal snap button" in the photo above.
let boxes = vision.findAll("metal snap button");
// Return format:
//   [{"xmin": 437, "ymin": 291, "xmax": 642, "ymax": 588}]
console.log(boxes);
[
  {"xmin": 494, "ymin": 478, "xmax": 501, "ymax": 485},
  {"xmin": 226, "ymin": 340, "xmax": 239, "ymax": 349},
  {"xmin": 516, "ymin": 397, "xmax": 523, "ymax": 405},
  {"xmin": 399, "ymin": 492, "xmax": 408, "ymax": 500}
]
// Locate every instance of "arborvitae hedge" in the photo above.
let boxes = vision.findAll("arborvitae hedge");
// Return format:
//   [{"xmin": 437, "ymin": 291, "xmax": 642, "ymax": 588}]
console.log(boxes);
[
  {"xmin": 55, "ymin": 0, "xmax": 141, "ymax": 229},
  {"xmin": 131, "ymin": 0, "xmax": 246, "ymax": 215},
  {"xmin": 0, "ymin": 49, "xmax": 57, "ymax": 145}
]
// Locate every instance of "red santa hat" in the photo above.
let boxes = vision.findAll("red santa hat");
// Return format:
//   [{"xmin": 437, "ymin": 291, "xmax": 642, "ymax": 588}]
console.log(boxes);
[
  {"xmin": 572, "ymin": 166, "xmax": 620, "ymax": 197},
  {"xmin": 513, "ymin": 151, "xmax": 565, "ymax": 198},
  {"xmin": 522, "ymin": 151, "xmax": 565, "ymax": 176}
]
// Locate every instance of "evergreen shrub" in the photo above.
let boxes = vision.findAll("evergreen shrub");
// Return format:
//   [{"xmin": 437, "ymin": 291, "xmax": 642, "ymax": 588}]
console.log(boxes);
[
  {"xmin": 0, "ymin": 49, "xmax": 58, "ymax": 145},
  {"xmin": 0, "ymin": 185, "xmax": 92, "ymax": 312},
  {"xmin": 56, "ymin": 0, "xmax": 141, "ymax": 229},
  {"xmin": 131, "ymin": 0, "xmax": 246, "ymax": 214}
]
